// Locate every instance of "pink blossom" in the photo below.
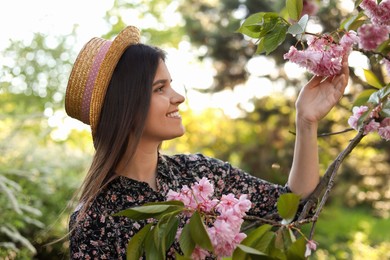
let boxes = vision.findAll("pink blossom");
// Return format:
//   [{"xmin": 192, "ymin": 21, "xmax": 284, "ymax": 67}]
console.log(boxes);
[
  {"xmin": 340, "ymin": 31, "xmax": 360, "ymax": 53},
  {"xmin": 378, "ymin": 117, "xmax": 390, "ymax": 140},
  {"xmin": 191, "ymin": 246, "xmax": 210, "ymax": 260},
  {"xmin": 382, "ymin": 58, "xmax": 390, "ymax": 76},
  {"xmin": 197, "ymin": 198, "xmax": 219, "ymax": 212},
  {"xmin": 360, "ymin": 0, "xmax": 390, "ymax": 25},
  {"xmin": 365, "ymin": 120, "xmax": 381, "ymax": 134},
  {"xmin": 167, "ymin": 185, "xmax": 197, "ymax": 210},
  {"xmin": 166, "ymin": 190, "xmax": 181, "ymax": 201},
  {"xmin": 234, "ymin": 194, "xmax": 252, "ymax": 216},
  {"xmin": 357, "ymin": 24, "xmax": 390, "ymax": 50},
  {"xmin": 192, "ymin": 177, "xmax": 214, "ymax": 200},
  {"xmin": 348, "ymin": 106, "xmax": 369, "ymax": 129},
  {"xmin": 208, "ymin": 222, "xmax": 244, "ymax": 257},
  {"xmin": 217, "ymin": 211, "xmax": 243, "ymax": 231},
  {"xmin": 213, "ymin": 219, "xmax": 236, "ymax": 241},
  {"xmin": 348, "ymin": 106, "xmax": 381, "ymax": 134},
  {"xmin": 233, "ymin": 232, "xmax": 247, "ymax": 245},
  {"xmin": 283, "ymin": 34, "xmax": 350, "ymax": 76},
  {"xmin": 166, "ymin": 178, "xmax": 252, "ymax": 258},
  {"xmin": 305, "ymin": 240, "xmax": 318, "ymax": 257},
  {"xmin": 353, "ymin": 106, "xmax": 369, "ymax": 117},
  {"xmin": 301, "ymin": 0, "xmax": 319, "ymax": 17},
  {"xmin": 216, "ymin": 194, "xmax": 238, "ymax": 215}
]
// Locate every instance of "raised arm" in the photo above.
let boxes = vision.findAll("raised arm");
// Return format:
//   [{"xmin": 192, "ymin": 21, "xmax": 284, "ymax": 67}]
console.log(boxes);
[{"xmin": 288, "ymin": 57, "xmax": 349, "ymax": 198}]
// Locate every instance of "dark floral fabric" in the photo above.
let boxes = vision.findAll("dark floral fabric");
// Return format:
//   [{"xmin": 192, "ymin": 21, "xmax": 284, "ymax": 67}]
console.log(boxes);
[{"xmin": 69, "ymin": 153, "xmax": 291, "ymax": 259}]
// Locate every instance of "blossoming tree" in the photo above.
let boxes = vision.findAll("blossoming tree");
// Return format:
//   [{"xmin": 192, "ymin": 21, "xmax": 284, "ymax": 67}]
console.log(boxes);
[{"xmin": 116, "ymin": 0, "xmax": 390, "ymax": 259}]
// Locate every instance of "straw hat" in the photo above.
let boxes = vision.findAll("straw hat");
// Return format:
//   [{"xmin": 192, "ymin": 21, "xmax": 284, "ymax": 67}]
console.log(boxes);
[{"xmin": 65, "ymin": 26, "xmax": 141, "ymax": 137}]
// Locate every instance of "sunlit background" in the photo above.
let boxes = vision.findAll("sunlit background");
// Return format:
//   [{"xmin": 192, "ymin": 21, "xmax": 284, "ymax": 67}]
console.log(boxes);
[
  {"xmin": 1, "ymin": 0, "xmax": 371, "ymax": 136},
  {"xmin": 1, "ymin": 0, "xmax": 389, "ymax": 259}
]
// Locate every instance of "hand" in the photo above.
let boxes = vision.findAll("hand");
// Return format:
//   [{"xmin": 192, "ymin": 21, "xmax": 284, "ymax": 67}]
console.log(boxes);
[{"xmin": 295, "ymin": 56, "xmax": 349, "ymax": 125}]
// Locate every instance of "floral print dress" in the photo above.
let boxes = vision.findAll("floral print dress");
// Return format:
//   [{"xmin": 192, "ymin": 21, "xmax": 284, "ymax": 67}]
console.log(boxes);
[{"xmin": 69, "ymin": 153, "xmax": 291, "ymax": 259}]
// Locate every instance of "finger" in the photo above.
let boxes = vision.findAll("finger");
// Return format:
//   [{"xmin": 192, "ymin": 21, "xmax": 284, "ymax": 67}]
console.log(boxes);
[
  {"xmin": 331, "ymin": 73, "xmax": 343, "ymax": 86},
  {"xmin": 335, "ymin": 75, "xmax": 347, "ymax": 92},
  {"xmin": 307, "ymin": 75, "xmax": 325, "ymax": 89},
  {"xmin": 340, "ymin": 54, "xmax": 350, "ymax": 78}
]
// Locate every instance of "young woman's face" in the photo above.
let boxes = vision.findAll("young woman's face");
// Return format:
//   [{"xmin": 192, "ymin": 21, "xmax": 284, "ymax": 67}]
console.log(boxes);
[{"xmin": 142, "ymin": 60, "xmax": 185, "ymax": 142}]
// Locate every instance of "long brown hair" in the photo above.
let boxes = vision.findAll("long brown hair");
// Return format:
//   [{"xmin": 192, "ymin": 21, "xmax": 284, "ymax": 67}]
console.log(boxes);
[{"xmin": 73, "ymin": 44, "xmax": 166, "ymax": 221}]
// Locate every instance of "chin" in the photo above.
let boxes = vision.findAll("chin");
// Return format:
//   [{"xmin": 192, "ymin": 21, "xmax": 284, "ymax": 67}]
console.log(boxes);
[{"xmin": 169, "ymin": 128, "xmax": 186, "ymax": 140}]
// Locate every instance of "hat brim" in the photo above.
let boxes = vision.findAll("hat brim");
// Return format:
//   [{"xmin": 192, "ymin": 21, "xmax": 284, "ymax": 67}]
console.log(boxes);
[
  {"xmin": 65, "ymin": 26, "xmax": 141, "ymax": 136},
  {"xmin": 89, "ymin": 26, "xmax": 141, "ymax": 135}
]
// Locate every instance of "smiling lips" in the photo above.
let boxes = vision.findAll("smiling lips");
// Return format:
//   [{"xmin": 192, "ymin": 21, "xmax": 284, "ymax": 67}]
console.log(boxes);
[{"xmin": 167, "ymin": 111, "xmax": 181, "ymax": 118}]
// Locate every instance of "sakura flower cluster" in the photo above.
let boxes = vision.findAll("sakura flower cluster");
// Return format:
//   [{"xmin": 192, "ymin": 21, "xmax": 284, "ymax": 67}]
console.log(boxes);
[
  {"xmin": 167, "ymin": 177, "xmax": 252, "ymax": 259},
  {"xmin": 359, "ymin": 0, "xmax": 390, "ymax": 74},
  {"xmin": 348, "ymin": 105, "xmax": 390, "ymax": 141},
  {"xmin": 283, "ymin": 32, "xmax": 358, "ymax": 76},
  {"xmin": 358, "ymin": 0, "xmax": 390, "ymax": 50}
]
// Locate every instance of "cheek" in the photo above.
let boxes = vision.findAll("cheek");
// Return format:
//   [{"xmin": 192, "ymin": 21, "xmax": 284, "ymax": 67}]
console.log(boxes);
[{"xmin": 145, "ymin": 98, "xmax": 168, "ymax": 122}]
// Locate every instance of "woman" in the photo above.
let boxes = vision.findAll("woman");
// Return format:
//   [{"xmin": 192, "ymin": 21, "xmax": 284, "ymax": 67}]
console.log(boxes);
[{"xmin": 66, "ymin": 26, "xmax": 349, "ymax": 259}]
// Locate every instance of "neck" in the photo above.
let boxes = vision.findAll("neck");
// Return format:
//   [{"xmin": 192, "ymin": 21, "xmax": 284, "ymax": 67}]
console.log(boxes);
[{"xmin": 116, "ymin": 140, "xmax": 159, "ymax": 190}]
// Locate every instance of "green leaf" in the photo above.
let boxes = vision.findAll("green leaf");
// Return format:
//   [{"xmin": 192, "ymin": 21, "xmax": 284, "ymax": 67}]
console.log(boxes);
[
  {"xmin": 277, "ymin": 193, "xmax": 301, "ymax": 223},
  {"xmin": 175, "ymin": 252, "xmax": 193, "ymax": 260},
  {"xmin": 286, "ymin": 237, "xmax": 306, "ymax": 259},
  {"xmin": 144, "ymin": 225, "xmax": 161, "ymax": 260},
  {"xmin": 357, "ymin": 109, "xmax": 371, "ymax": 128},
  {"xmin": 376, "ymin": 39, "xmax": 390, "ymax": 55},
  {"xmin": 114, "ymin": 204, "xmax": 184, "ymax": 220},
  {"xmin": 267, "ymin": 238, "xmax": 286, "ymax": 260},
  {"xmin": 143, "ymin": 200, "xmax": 185, "ymax": 207},
  {"xmin": 274, "ymin": 227, "xmax": 296, "ymax": 252},
  {"xmin": 381, "ymin": 102, "xmax": 390, "ymax": 118},
  {"xmin": 381, "ymin": 88, "xmax": 390, "ymax": 117},
  {"xmin": 355, "ymin": 0, "xmax": 363, "ymax": 8},
  {"xmin": 368, "ymin": 86, "xmax": 390, "ymax": 105},
  {"xmin": 256, "ymin": 38, "xmax": 266, "ymax": 54},
  {"xmin": 340, "ymin": 12, "xmax": 367, "ymax": 31},
  {"xmin": 233, "ymin": 224, "xmax": 273, "ymax": 259},
  {"xmin": 155, "ymin": 212, "xmax": 180, "ymax": 256},
  {"xmin": 274, "ymin": 228, "xmax": 285, "ymax": 251},
  {"xmin": 353, "ymin": 89, "xmax": 377, "ymax": 107},
  {"xmin": 189, "ymin": 211, "xmax": 213, "ymax": 251},
  {"xmin": 263, "ymin": 24, "xmax": 288, "ymax": 55},
  {"xmin": 258, "ymin": 13, "xmax": 284, "ymax": 38},
  {"xmin": 363, "ymin": 69, "xmax": 383, "ymax": 89},
  {"xmin": 287, "ymin": 14, "xmax": 308, "ymax": 35},
  {"xmin": 368, "ymin": 91, "xmax": 381, "ymax": 105},
  {"xmin": 237, "ymin": 12, "xmax": 267, "ymax": 38},
  {"xmin": 179, "ymin": 221, "xmax": 196, "ymax": 256},
  {"xmin": 237, "ymin": 12, "xmax": 287, "ymax": 41},
  {"xmin": 241, "ymin": 224, "xmax": 272, "ymax": 245},
  {"xmin": 235, "ymin": 244, "xmax": 267, "ymax": 256},
  {"xmin": 286, "ymin": 0, "xmax": 303, "ymax": 21},
  {"xmin": 126, "ymin": 223, "xmax": 153, "ymax": 260}
]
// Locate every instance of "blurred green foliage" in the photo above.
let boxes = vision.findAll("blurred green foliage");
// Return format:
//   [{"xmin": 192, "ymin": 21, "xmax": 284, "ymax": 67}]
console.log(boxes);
[{"xmin": 0, "ymin": 0, "xmax": 389, "ymax": 259}]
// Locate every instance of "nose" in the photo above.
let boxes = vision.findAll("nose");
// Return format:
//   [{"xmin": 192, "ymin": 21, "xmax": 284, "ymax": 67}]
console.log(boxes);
[{"xmin": 171, "ymin": 88, "xmax": 185, "ymax": 105}]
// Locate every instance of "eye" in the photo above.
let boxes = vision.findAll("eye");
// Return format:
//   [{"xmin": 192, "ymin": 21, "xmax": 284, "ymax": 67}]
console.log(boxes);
[{"xmin": 155, "ymin": 85, "xmax": 164, "ymax": 93}]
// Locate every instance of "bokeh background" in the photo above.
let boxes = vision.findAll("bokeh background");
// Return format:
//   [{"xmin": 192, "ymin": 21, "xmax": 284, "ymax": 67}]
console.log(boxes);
[{"xmin": 0, "ymin": 0, "xmax": 389, "ymax": 259}]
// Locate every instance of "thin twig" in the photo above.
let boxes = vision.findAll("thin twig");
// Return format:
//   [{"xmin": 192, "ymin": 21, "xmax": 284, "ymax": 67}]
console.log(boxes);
[
  {"xmin": 289, "ymin": 127, "xmax": 355, "ymax": 137},
  {"xmin": 303, "ymin": 126, "xmax": 365, "ymax": 239}
]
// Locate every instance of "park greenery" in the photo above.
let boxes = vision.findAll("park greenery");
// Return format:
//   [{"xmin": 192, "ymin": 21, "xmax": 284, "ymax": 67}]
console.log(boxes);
[{"xmin": 1, "ymin": 0, "xmax": 389, "ymax": 259}]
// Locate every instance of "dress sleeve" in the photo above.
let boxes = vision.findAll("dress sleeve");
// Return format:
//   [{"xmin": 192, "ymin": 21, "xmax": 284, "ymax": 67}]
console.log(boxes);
[{"xmin": 222, "ymin": 164, "xmax": 291, "ymax": 217}]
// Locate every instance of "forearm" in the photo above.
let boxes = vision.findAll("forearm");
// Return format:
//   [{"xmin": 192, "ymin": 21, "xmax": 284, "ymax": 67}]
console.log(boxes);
[{"xmin": 288, "ymin": 117, "xmax": 320, "ymax": 198}]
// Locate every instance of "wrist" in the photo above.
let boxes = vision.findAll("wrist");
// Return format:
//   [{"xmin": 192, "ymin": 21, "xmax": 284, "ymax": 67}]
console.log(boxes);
[{"xmin": 295, "ymin": 116, "xmax": 318, "ymax": 133}]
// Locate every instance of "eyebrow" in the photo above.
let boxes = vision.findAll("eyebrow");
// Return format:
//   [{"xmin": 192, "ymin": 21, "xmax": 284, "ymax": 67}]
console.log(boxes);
[{"xmin": 152, "ymin": 79, "xmax": 172, "ymax": 86}]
